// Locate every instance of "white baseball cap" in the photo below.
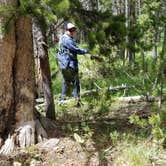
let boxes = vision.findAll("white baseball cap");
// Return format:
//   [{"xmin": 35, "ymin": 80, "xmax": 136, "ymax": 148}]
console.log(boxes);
[{"xmin": 66, "ymin": 23, "xmax": 76, "ymax": 30}]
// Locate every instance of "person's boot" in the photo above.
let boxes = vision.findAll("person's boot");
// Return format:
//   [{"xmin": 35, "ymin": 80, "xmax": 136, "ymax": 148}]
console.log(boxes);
[
  {"xmin": 75, "ymin": 97, "xmax": 83, "ymax": 107},
  {"xmin": 58, "ymin": 97, "xmax": 66, "ymax": 106}
]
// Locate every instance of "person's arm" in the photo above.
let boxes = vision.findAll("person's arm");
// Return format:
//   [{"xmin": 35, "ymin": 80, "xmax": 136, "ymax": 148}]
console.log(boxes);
[{"xmin": 65, "ymin": 38, "xmax": 88, "ymax": 54}]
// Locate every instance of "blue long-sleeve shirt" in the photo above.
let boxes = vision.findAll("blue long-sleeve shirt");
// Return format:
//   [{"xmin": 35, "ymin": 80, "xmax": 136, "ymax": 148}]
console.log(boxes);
[{"xmin": 57, "ymin": 34, "xmax": 88, "ymax": 70}]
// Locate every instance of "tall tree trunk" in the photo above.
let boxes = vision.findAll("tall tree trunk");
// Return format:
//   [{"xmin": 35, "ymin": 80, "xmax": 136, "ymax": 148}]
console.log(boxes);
[
  {"xmin": 14, "ymin": 16, "xmax": 35, "ymax": 127},
  {"xmin": 158, "ymin": 25, "xmax": 166, "ymax": 109},
  {"xmin": 0, "ymin": 2, "xmax": 53, "ymax": 154},
  {"xmin": 136, "ymin": 0, "xmax": 142, "ymax": 15},
  {"xmin": 124, "ymin": 0, "xmax": 128, "ymax": 63},
  {"xmin": 0, "ymin": 0, "xmax": 16, "ymax": 137},
  {"xmin": 128, "ymin": 0, "xmax": 136, "ymax": 64},
  {"xmin": 32, "ymin": 18, "xmax": 56, "ymax": 120},
  {"xmin": 152, "ymin": 11, "xmax": 160, "ymax": 58},
  {"xmin": 152, "ymin": 40, "xmax": 158, "ymax": 57}
]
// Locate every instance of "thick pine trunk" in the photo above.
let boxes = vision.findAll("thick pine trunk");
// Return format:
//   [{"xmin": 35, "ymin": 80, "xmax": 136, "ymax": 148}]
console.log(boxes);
[
  {"xmin": 0, "ymin": 15, "xmax": 37, "ymax": 154},
  {"xmin": 0, "ymin": 0, "xmax": 16, "ymax": 137},
  {"xmin": 14, "ymin": 16, "xmax": 35, "ymax": 127},
  {"xmin": 0, "ymin": 7, "xmax": 51, "ymax": 155}
]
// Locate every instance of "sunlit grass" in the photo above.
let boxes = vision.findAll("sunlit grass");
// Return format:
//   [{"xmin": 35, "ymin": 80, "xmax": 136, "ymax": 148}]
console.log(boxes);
[{"xmin": 112, "ymin": 141, "xmax": 160, "ymax": 166}]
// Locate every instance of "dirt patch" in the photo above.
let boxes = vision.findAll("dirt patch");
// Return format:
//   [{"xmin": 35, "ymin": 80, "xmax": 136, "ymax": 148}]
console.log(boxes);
[
  {"xmin": 41, "ymin": 137, "xmax": 88, "ymax": 165},
  {"xmin": 0, "ymin": 137, "xmax": 101, "ymax": 166}
]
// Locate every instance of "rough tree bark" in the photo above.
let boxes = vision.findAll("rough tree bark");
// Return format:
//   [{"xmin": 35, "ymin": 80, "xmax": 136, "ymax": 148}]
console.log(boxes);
[
  {"xmin": 128, "ymin": 0, "xmax": 136, "ymax": 63},
  {"xmin": 32, "ymin": 18, "xmax": 56, "ymax": 120},
  {"xmin": 0, "ymin": 15, "xmax": 40, "ymax": 155},
  {"xmin": 14, "ymin": 16, "xmax": 35, "ymax": 127},
  {"xmin": 0, "ymin": 0, "xmax": 16, "ymax": 138}
]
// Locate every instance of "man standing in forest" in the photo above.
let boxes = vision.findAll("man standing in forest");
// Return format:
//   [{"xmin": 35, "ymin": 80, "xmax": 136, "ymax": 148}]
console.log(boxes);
[{"xmin": 57, "ymin": 23, "xmax": 88, "ymax": 105}]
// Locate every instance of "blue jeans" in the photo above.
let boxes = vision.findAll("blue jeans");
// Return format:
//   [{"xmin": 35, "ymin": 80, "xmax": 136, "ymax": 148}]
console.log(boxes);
[{"xmin": 60, "ymin": 67, "xmax": 80, "ymax": 100}]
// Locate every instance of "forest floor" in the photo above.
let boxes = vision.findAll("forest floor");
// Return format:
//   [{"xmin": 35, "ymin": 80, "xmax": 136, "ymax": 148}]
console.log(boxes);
[{"xmin": 1, "ymin": 100, "xmax": 166, "ymax": 166}]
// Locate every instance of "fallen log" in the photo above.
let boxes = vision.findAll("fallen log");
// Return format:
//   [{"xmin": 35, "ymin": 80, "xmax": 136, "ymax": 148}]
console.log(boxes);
[
  {"xmin": 81, "ymin": 85, "xmax": 130, "ymax": 97},
  {"xmin": 117, "ymin": 95, "xmax": 166, "ymax": 103},
  {"xmin": 81, "ymin": 86, "xmax": 165, "ymax": 103},
  {"xmin": 118, "ymin": 95, "xmax": 156, "ymax": 103}
]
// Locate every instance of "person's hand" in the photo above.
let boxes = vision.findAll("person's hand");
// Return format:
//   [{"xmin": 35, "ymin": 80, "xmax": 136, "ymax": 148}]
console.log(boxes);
[
  {"xmin": 84, "ymin": 49, "xmax": 89, "ymax": 54},
  {"xmin": 90, "ymin": 55, "xmax": 103, "ymax": 62}
]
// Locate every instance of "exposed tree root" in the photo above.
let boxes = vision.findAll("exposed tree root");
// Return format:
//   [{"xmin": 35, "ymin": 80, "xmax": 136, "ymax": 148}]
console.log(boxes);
[
  {"xmin": 16, "ymin": 121, "xmax": 35, "ymax": 148},
  {"xmin": 0, "ymin": 121, "xmax": 36, "ymax": 155},
  {"xmin": 0, "ymin": 112, "xmax": 58, "ymax": 155},
  {"xmin": 0, "ymin": 135, "xmax": 15, "ymax": 155},
  {"xmin": 35, "ymin": 119, "xmax": 48, "ymax": 143}
]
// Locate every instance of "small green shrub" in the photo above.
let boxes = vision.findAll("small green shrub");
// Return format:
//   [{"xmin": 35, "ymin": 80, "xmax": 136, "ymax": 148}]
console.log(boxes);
[{"xmin": 130, "ymin": 112, "xmax": 166, "ymax": 145}]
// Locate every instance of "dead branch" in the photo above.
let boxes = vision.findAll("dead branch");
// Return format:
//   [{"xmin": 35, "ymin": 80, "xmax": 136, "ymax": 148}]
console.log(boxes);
[{"xmin": 109, "ymin": 85, "xmax": 131, "ymax": 91}]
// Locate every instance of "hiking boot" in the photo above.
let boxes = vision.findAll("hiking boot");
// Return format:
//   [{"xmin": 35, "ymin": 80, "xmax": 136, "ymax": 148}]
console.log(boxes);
[
  {"xmin": 75, "ymin": 98, "xmax": 83, "ymax": 107},
  {"xmin": 58, "ymin": 98, "xmax": 66, "ymax": 106}
]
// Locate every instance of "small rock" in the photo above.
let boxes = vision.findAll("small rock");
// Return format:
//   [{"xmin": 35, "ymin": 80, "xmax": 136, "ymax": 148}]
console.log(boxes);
[
  {"xmin": 30, "ymin": 159, "xmax": 42, "ymax": 166},
  {"xmin": 38, "ymin": 138, "xmax": 60, "ymax": 152},
  {"xmin": 13, "ymin": 161, "xmax": 22, "ymax": 166},
  {"xmin": 89, "ymin": 152, "xmax": 100, "ymax": 166}
]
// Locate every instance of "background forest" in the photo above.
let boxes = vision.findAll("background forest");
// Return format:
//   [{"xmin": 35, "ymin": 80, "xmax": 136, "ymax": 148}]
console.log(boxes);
[{"xmin": 0, "ymin": 0, "xmax": 166, "ymax": 165}]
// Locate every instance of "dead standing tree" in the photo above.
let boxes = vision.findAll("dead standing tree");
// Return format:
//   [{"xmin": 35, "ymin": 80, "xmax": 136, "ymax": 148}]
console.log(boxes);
[{"xmin": 32, "ymin": 18, "xmax": 56, "ymax": 120}]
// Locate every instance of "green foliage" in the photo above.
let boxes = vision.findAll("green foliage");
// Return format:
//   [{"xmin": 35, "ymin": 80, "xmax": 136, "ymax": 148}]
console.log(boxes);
[
  {"xmin": 0, "ymin": 4, "xmax": 17, "ymax": 34},
  {"xmin": 73, "ymin": 133, "xmax": 84, "ymax": 144},
  {"xmin": 114, "ymin": 142, "xmax": 157, "ymax": 166},
  {"xmin": 0, "ymin": 0, "xmax": 69, "ymax": 32},
  {"xmin": 130, "ymin": 111, "xmax": 166, "ymax": 145},
  {"xmin": 110, "ymin": 131, "xmax": 120, "ymax": 145},
  {"xmin": 136, "ymin": 0, "xmax": 165, "ymax": 52},
  {"xmin": 25, "ymin": 145, "xmax": 42, "ymax": 161},
  {"xmin": 48, "ymin": 48, "xmax": 62, "ymax": 94},
  {"xmin": 149, "ymin": 114, "xmax": 166, "ymax": 143},
  {"xmin": 56, "ymin": 0, "xmax": 70, "ymax": 16},
  {"xmin": 86, "ymin": 13, "xmax": 127, "ymax": 57},
  {"xmin": 19, "ymin": 0, "xmax": 36, "ymax": 15},
  {"xmin": 130, "ymin": 115, "xmax": 148, "ymax": 128}
]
